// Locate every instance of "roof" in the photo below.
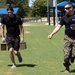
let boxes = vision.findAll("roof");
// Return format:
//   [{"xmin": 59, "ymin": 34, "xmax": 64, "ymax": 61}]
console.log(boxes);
[
  {"xmin": 57, "ymin": 1, "xmax": 75, "ymax": 7},
  {"xmin": 0, "ymin": 8, "xmax": 19, "ymax": 14}
]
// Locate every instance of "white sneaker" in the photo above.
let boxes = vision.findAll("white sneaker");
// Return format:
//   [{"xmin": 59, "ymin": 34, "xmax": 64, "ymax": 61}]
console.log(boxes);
[{"xmin": 11, "ymin": 64, "xmax": 16, "ymax": 69}]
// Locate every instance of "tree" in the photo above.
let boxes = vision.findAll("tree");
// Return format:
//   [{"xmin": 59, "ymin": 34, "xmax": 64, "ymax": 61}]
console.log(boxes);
[
  {"xmin": 30, "ymin": 0, "xmax": 47, "ymax": 17},
  {"xmin": 6, "ymin": 0, "xmax": 29, "ymax": 18},
  {"xmin": 57, "ymin": 0, "xmax": 63, "ymax": 3},
  {"xmin": 70, "ymin": 0, "xmax": 75, "ymax": 2},
  {"xmin": 48, "ymin": 0, "xmax": 53, "ymax": 6},
  {"xmin": 0, "ymin": 0, "xmax": 6, "ymax": 7},
  {"xmin": 48, "ymin": 0, "xmax": 63, "ymax": 6},
  {"xmin": 16, "ymin": 0, "xmax": 29, "ymax": 18}
]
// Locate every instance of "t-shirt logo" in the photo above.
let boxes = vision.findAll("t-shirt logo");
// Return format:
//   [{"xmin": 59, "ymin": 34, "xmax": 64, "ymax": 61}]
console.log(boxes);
[
  {"xmin": 72, "ymin": 19, "xmax": 75, "ymax": 21},
  {"xmin": 13, "ymin": 21, "xmax": 17, "ymax": 23}
]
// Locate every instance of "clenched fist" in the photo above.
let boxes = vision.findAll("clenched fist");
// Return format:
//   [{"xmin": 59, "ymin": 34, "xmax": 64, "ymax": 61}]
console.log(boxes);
[{"xmin": 48, "ymin": 34, "xmax": 53, "ymax": 39}]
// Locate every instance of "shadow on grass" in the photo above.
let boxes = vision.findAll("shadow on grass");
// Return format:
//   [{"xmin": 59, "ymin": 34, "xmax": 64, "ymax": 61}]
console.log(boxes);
[
  {"xmin": 60, "ymin": 69, "xmax": 75, "ymax": 73},
  {"xmin": 70, "ymin": 69, "xmax": 75, "ymax": 73},
  {"xmin": 8, "ymin": 64, "xmax": 37, "ymax": 68},
  {"xmin": 60, "ymin": 70, "xmax": 65, "ymax": 73}
]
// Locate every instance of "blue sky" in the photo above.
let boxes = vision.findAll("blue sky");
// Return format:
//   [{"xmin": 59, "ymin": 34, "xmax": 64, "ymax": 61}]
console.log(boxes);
[{"xmin": 29, "ymin": 0, "xmax": 35, "ymax": 7}]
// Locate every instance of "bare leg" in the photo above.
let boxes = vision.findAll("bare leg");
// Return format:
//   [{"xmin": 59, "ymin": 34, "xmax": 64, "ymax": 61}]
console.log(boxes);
[
  {"xmin": 9, "ymin": 48, "xmax": 16, "ymax": 68},
  {"xmin": 14, "ymin": 50, "xmax": 22, "ymax": 62},
  {"xmin": 9, "ymin": 48, "xmax": 15, "ymax": 64}
]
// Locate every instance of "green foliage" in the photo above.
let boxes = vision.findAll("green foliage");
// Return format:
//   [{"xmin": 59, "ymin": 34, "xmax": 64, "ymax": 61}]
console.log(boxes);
[
  {"xmin": 6, "ymin": 0, "xmax": 29, "ymax": 18},
  {"xmin": 0, "ymin": 0, "xmax": 30, "ymax": 18},
  {"xmin": 16, "ymin": 0, "xmax": 29, "ymax": 18},
  {"xmin": 48, "ymin": 0, "xmax": 63, "ymax": 6},
  {"xmin": 48, "ymin": 0, "xmax": 53, "ymax": 6},
  {"xmin": 30, "ymin": 0, "xmax": 47, "ymax": 17},
  {"xmin": 29, "ymin": 0, "xmax": 65, "ymax": 17},
  {"xmin": 57, "ymin": 0, "xmax": 63, "ymax": 3},
  {"xmin": 0, "ymin": 0, "xmax": 6, "ymax": 7}
]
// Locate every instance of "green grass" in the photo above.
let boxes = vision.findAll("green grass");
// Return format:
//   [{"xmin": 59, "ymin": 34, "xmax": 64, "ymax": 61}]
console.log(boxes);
[{"xmin": 0, "ymin": 22, "xmax": 75, "ymax": 75}]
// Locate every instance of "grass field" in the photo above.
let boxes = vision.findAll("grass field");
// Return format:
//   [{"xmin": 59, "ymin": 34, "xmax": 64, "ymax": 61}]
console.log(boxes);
[{"xmin": 0, "ymin": 22, "xmax": 75, "ymax": 75}]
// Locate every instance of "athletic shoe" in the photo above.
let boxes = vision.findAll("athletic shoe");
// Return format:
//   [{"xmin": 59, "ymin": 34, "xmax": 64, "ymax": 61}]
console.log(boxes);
[
  {"xmin": 64, "ymin": 67, "xmax": 70, "ymax": 73},
  {"xmin": 64, "ymin": 70, "xmax": 70, "ymax": 73},
  {"xmin": 18, "ymin": 54, "xmax": 22, "ymax": 62},
  {"xmin": 11, "ymin": 64, "xmax": 16, "ymax": 68}
]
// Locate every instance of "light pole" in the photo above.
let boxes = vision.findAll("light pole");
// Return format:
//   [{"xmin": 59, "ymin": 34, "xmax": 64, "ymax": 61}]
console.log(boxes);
[
  {"xmin": 53, "ymin": 0, "xmax": 58, "ymax": 25},
  {"xmin": 46, "ymin": 0, "xmax": 50, "ymax": 25}
]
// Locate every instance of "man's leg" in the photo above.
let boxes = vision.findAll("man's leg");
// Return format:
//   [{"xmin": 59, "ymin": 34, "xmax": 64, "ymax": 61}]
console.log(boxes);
[
  {"xmin": 71, "ymin": 43, "xmax": 75, "ymax": 63},
  {"xmin": 14, "ymin": 50, "xmax": 22, "ymax": 62},
  {"xmin": 72, "ymin": 43, "xmax": 75, "ymax": 57},
  {"xmin": 9, "ymin": 48, "xmax": 16, "ymax": 68},
  {"xmin": 14, "ymin": 36, "xmax": 22, "ymax": 62},
  {"xmin": 6, "ymin": 35, "xmax": 17, "ymax": 68},
  {"xmin": 63, "ymin": 39, "xmax": 72, "ymax": 73}
]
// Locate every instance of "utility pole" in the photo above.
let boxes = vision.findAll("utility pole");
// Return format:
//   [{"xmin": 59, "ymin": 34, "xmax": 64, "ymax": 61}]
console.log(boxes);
[
  {"xmin": 46, "ymin": 0, "xmax": 50, "ymax": 25},
  {"xmin": 53, "ymin": 0, "xmax": 58, "ymax": 26}
]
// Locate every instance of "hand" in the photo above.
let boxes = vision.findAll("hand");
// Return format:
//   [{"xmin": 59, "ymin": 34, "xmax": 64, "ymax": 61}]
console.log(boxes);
[
  {"xmin": 70, "ymin": 24, "xmax": 75, "ymax": 30},
  {"xmin": 2, "ymin": 37, "xmax": 5, "ymax": 43},
  {"xmin": 21, "ymin": 38, "xmax": 24, "ymax": 42},
  {"xmin": 48, "ymin": 34, "xmax": 53, "ymax": 39}
]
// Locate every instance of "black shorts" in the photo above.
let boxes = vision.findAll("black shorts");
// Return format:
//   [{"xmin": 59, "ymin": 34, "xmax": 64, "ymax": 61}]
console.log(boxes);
[{"xmin": 6, "ymin": 35, "xmax": 20, "ymax": 51}]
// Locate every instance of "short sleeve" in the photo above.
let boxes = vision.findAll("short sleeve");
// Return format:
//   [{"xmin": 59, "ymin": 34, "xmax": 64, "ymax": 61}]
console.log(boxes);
[
  {"xmin": 59, "ymin": 17, "xmax": 65, "ymax": 26},
  {"xmin": 1, "ymin": 17, "xmax": 6, "ymax": 25},
  {"xmin": 18, "ymin": 17, "xmax": 23, "ymax": 25}
]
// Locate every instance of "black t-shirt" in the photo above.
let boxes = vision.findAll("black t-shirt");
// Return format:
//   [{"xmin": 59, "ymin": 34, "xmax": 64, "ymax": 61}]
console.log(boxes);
[
  {"xmin": 1, "ymin": 14, "xmax": 23, "ymax": 36},
  {"xmin": 59, "ymin": 13, "xmax": 75, "ymax": 36}
]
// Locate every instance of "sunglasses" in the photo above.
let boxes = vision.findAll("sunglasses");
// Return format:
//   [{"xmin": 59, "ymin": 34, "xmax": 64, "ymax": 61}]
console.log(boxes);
[{"xmin": 64, "ymin": 7, "xmax": 71, "ymax": 10}]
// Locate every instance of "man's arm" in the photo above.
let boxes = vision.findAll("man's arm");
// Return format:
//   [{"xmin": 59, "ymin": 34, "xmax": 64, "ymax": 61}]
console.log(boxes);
[
  {"xmin": 1, "ymin": 24, "xmax": 5, "ymax": 42},
  {"xmin": 48, "ymin": 24, "xmax": 62, "ymax": 39},
  {"xmin": 19, "ymin": 25, "xmax": 24, "ymax": 42}
]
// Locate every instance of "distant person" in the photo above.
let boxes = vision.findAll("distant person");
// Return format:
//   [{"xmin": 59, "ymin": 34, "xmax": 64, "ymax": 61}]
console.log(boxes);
[
  {"xmin": 1, "ymin": 6, "xmax": 24, "ymax": 68},
  {"xmin": 48, "ymin": 3, "xmax": 75, "ymax": 73}
]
